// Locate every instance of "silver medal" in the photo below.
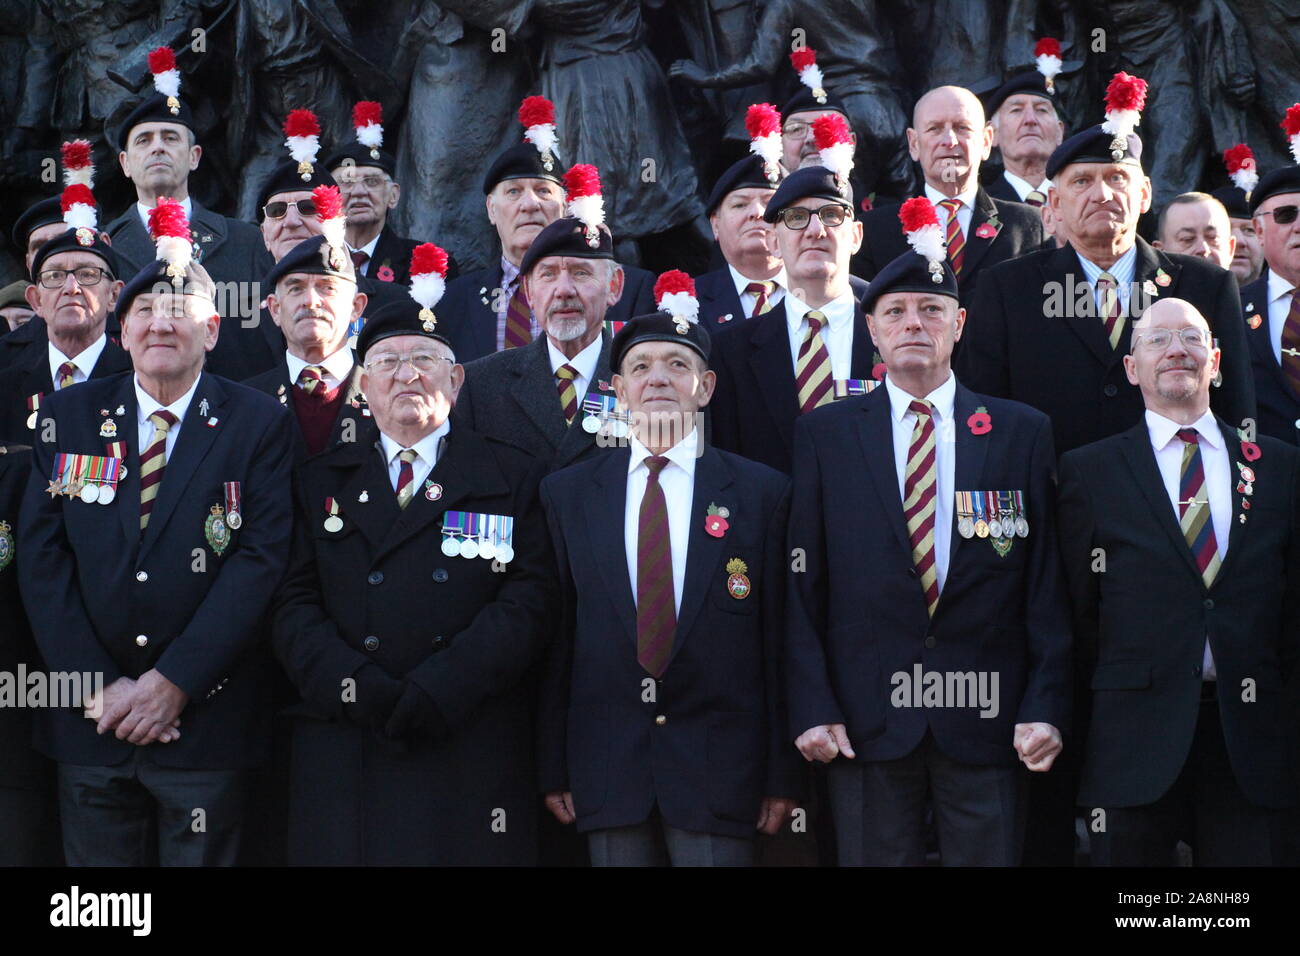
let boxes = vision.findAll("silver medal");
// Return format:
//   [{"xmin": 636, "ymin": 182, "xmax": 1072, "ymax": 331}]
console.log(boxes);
[
  {"xmin": 957, "ymin": 516, "xmax": 975, "ymax": 539},
  {"xmin": 80, "ymin": 483, "xmax": 100, "ymax": 504},
  {"xmin": 98, "ymin": 485, "xmax": 115, "ymax": 505},
  {"xmin": 1015, "ymin": 517, "xmax": 1029, "ymax": 538},
  {"xmin": 323, "ymin": 515, "xmax": 343, "ymax": 533},
  {"xmin": 459, "ymin": 537, "xmax": 479, "ymax": 560},
  {"xmin": 496, "ymin": 543, "xmax": 515, "ymax": 564},
  {"xmin": 441, "ymin": 536, "xmax": 460, "ymax": 557},
  {"xmin": 582, "ymin": 415, "xmax": 600, "ymax": 434}
]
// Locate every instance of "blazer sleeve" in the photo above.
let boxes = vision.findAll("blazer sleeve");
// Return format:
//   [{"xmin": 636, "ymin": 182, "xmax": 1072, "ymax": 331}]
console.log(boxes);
[
  {"xmin": 954, "ymin": 265, "xmax": 1012, "ymax": 397},
  {"xmin": 17, "ymin": 409, "xmax": 124, "ymax": 682},
  {"xmin": 1207, "ymin": 269, "xmax": 1256, "ymax": 431},
  {"xmin": 1055, "ymin": 450, "xmax": 1101, "ymax": 731},
  {"xmin": 784, "ymin": 417, "xmax": 846, "ymax": 736},
  {"xmin": 1014, "ymin": 415, "xmax": 1073, "ymax": 731},
  {"xmin": 403, "ymin": 460, "xmax": 557, "ymax": 732},
  {"xmin": 762, "ymin": 479, "xmax": 804, "ymax": 797},
  {"xmin": 154, "ymin": 408, "xmax": 295, "ymax": 697},
  {"xmin": 536, "ymin": 475, "xmax": 575, "ymax": 793},
  {"xmin": 271, "ymin": 470, "xmax": 377, "ymax": 718}
]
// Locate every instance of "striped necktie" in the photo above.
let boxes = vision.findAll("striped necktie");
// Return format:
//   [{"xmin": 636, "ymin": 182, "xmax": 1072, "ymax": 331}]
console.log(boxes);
[
  {"xmin": 938, "ymin": 197, "xmax": 966, "ymax": 276},
  {"xmin": 795, "ymin": 310, "xmax": 833, "ymax": 414},
  {"xmin": 745, "ymin": 280, "xmax": 776, "ymax": 318},
  {"xmin": 504, "ymin": 281, "xmax": 532, "ymax": 349},
  {"xmin": 395, "ymin": 449, "xmax": 419, "ymax": 509},
  {"xmin": 555, "ymin": 363, "xmax": 579, "ymax": 424},
  {"xmin": 139, "ymin": 410, "xmax": 178, "ymax": 531},
  {"xmin": 56, "ymin": 361, "xmax": 77, "ymax": 389},
  {"xmin": 636, "ymin": 455, "xmax": 675, "ymax": 677},
  {"xmin": 350, "ymin": 250, "xmax": 369, "ymax": 271},
  {"xmin": 1096, "ymin": 271, "xmax": 1124, "ymax": 349},
  {"xmin": 1175, "ymin": 428, "xmax": 1221, "ymax": 587},
  {"xmin": 1025, "ymin": 190, "xmax": 1046, "ymax": 207},
  {"xmin": 904, "ymin": 400, "xmax": 940, "ymax": 617},
  {"xmin": 296, "ymin": 365, "xmax": 325, "ymax": 395},
  {"xmin": 1280, "ymin": 290, "xmax": 1300, "ymax": 398}
]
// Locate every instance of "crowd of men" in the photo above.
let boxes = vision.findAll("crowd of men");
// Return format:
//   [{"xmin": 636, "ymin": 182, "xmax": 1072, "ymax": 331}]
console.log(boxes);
[{"xmin": 1, "ymin": 41, "xmax": 1298, "ymax": 869}]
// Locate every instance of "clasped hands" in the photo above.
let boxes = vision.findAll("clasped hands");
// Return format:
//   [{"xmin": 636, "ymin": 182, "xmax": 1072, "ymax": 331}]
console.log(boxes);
[{"xmin": 83, "ymin": 670, "xmax": 188, "ymax": 745}]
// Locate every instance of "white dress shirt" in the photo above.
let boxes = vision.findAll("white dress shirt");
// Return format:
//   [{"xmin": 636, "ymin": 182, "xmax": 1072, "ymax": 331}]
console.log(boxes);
[
  {"xmin": 1265, "ymin": 269, "xmax": 1295, "ymax": 366},
  {"xmin": 49, "ymin": 335, "xmax": 107, "ymax": 389},
  {"xmin": 547, "ymin": 334, "xmax": 602, "ymax": 409},
  {"xmin": 924, "ymin": 182, "xmax": 980, "ymax": 239},
  {"xmin": 136, "ymin": 196, "xmax": 193, "ymax": 233},
  {"xmin": 1076, "ymin": 245, "xmax": 1138, "ymax": 316},
  {"xmin": 625, "ymin": 426, "xmax": 699, "ymax": 615},
  {"xmin": 379, "ymin": 419, "xmax": 449, "ymax": 494},
  {"xmin": 885, "ymin": 372, "xmax": 957, "ymax": 593},
  {"xmin": 783, "ymin": 287, "xmax": 857, "ymax": 383},
  {"xmin": 134, "ymin": 372, "xmax": 201, "ymax": 461},
  {"xmin": 286, "ymin": 345, "xmax": 354, "ymax": 391},
  {"xmin": 346, "ymin": 233, "xmax": 381, "ymax": 277},
  {"xmin": 1146, "ymin": 409, "xmax": 1230, "ymax": 679},
  {"xmin": 1002, "ymin": 170, "xmax": 1052, "ymax": 202},
  {"xmin": 728, "ymin": 263, "xmax": 788, "ymax": 318}
]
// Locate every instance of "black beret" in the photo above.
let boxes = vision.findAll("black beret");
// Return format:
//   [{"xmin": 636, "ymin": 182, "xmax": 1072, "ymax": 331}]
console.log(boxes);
[
  {"xmin": 257, "ymin": 160, "xmax": 338, "ymax": 217},
  {"xmin": 985, "ymin": 69, "xmax": 1057, "ymax": 117},
  {"xmin": 860, "ymin": 249, "xmax": 959, "ymax": 314},
  {"xmin": 705, "ymin": 155, "xmax": 780, "ymax": 216},
  {"xmin": 1210, "ymin": 185, "xmax": 1252, "ymax": 220},
  {"xmin": 1249, "ymin": 166, "xmax": 1300, "ymax": 215},
  {"xmin": 762, "ymin": 165, "xmax": 853, "ymax": 222},
  {"xmin": 518, "ymin": 217, "xmax": 614, "ymax": 275},
  {"xmin": 116, "ymin": 94, "xmax": 196, "ymax": 151},
  {"xmin": 263, "ymin": 235, "xmax": 356, "ymax": 290},
  {"xmin": 482, "ymin": 142, "xmax": 564, "ymax": 195},
  {"xmin": 1046, "ymin": 124, "xmax": 1143, "ymax": 180},
  {"xmin": 355, "ymin": 297, "xmax": 453, "ymax": 361},
  {"xmin": 326, "ymin": 142, "xmax": 397, "ymax": 178},
  {"xmin": 780, "ymin": 87, "xmax": 849, "ymax": 121},
  {"xmin": 30, "ymin": 227, "xmax": 119, "ymax": 283},
  {"xmin": 116, "ymin": 258, "xmax": 214, "ymax": 319},
  {"xmin": 11, "ymin": 197, "xmax": 63, "ymax": 252},
  {"xmin": 610, "ymin": 310, "xmax": 711, "ymax": 374}
]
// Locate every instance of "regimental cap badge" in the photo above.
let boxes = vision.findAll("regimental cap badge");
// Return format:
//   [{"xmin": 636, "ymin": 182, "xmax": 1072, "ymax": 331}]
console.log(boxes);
[
  {"xmin": 1102, "ymin": 72, "xmax": 1148, "ymax": 162},
  {"xmin": 654, "ymin": 270, "xmax": 699, "ymax": 334},
  {"xmin": 352, "ymin": 100, "xmax": 384, "ymax": 161},
  {"xmin": 148, "ymin": 46, "xmax": 182, "ymax": 115}
]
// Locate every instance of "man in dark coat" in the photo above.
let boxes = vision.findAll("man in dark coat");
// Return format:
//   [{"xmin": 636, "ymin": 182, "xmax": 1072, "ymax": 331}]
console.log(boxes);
[
  {"xmin": 1058, "ymin": 298, "xmax": 1299, "ymax": 865},
  {"xmin": 982, "ymin": 64, "xmax": 1067, "ymax": 207},
  {"xmin": 272, "ymin": 300, "xmax": 554, "ymax": 865},
  {"xmin": 328, "ymin": 142, "xmax": 424, "ymax": 286}
]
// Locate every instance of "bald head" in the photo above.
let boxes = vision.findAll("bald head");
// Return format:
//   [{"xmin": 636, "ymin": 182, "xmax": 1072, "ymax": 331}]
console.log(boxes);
[
  {"xmin": 1124, "ymin": 297, "xmax": 1219, "ymax": 419},
  {"xmin": 1131, "ymin": 297, "xmax": 1210, "ymax": 341},
  {"xmin": 908, "ymin": 86, "xmax": 993, "ymax": 196}
]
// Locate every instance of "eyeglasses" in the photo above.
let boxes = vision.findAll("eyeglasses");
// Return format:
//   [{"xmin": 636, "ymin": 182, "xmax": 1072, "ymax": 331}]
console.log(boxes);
[
  {"xmin": 338, "ymin": 174, "xmax": 390, "ymax": 190},
  {"xmin": 1259, "ymin": 204, "xmax": 1299, "ymax": 225},
  {"xmin": 364, "ymin": 351, "xmax": 454, "ymax": 375},
  {"xmin": 1131, "ymin": 327, "xmax": 1212, "ymax": 351},
  {"xmin": 782, "ymin": 121, "xmax": 812, "ymax": 139},
  {"xmin": 777, "ymin": 204, "xmax": 851, "ymax": 230},
  {"xmin": 37, "ymin": 267, "xmax": 109, "ymax": 289},
  {"xmin": 262, "ymin": 199, "xmax": 318, "ymax": 220}
]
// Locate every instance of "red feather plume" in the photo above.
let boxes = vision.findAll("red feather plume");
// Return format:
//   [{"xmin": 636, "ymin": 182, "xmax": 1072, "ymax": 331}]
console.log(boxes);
[
  {"xmin": 654, "ymin": 270, "xmax": 695, "ymax": 302},
  {"xmin": 1033, "ymin": 37, "xmax": 1061, "ymax": 58},
  {"xmin": 1282, "ymin": 104, "xmax": 1300, "ymax": 138},
  {"xmin": 147, "ymin": 46, "xmax": 177, "ymax": 75},
  {"xmin": 812, "ymin": 113, "xmax": 852, "ymax": 149},
  {"xmin": 564, "ymin": 164, "xmax": 601, "ymax": 198},
  {"xmin": 283, "ymin": 109, "xmax": 320, "ymax": 138},
  {"xmin": 61, "ymin": 140, "xmax": 92, "ymax": 170},
  {"xmin": 898, "ymin": 197, "xmax": 939, "ymax": 232},
  {"xmin": 789, "ymin": 48, "xmax": 817, "ymax": 73},
  {"xmin": 518, "ymin": 95, "xmax": 556, "ymax": 129},
  {"xmin": 352, "ymin": 101, "xmax": 382, "ymax": 127},
  {"xmin": 1104, "ymin": 73, "xmax": 1148, "ymax": 114},
  {"xmin": 410, "ymin": 243, "xmax": 448, "ymax": 278},
  {"xmin": 311, "ymin": 185, "xmax": 343, "ymax": 221},
  {"xmin": 1223, "ymin": 144, "xmax": 1255, "ymax": 172},
  {"xmin": 148, "ymin": 197, "xmax": 190, "ymax": 240},
  {"xmin": 745, "ymin": 103, "xmax": 782, "ymax": 139},
  {"xmin": 60, "ymin": 184, "xmax": 96, "ymax": 212}
]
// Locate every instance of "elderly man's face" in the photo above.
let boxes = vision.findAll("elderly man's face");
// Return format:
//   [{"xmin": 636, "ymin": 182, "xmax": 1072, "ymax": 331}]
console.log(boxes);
[
  {"xmin": 867, "ymin": 291, "xmax": 964, "ymax": 379},
  {"xmin": 615, "ymin": 341, "xmax": 715, "ymax": 419},
  {"xmin": 774, "ymin": 199, "xmax": 862, "ymax": 287},
  {"xmin": 524, "ymin": 257, "xmax": 622, "ymax": 344},
  {"xmin": 907, "ymin": 87, "xmax": 992, "ymax": 189},
  {"xmin": 1228, "ymin": 216, "xmax": 1264, "ymax": 283},
  {"xmin": 782, "ymin": 109, "xmax": 853, "ymax": 171},
  {"xmin": 118, "ymin": 122, "xmax": 199, "ymax": 197},
  {"xmin": 334, "ymin": 163, "xmax": 399, "ymax": 230},
  {"xmin": 261, "ymin": 189, "xmax": 322, "ymax": 261},
  {"xmin": 992, "ymin": 94, "xmax": 1064, "ymax": 168},
  {"xmin": 27, "ymin": 250, "xmax": 119, "ymax": 341},
  {"xmin": 710, "ymin": 187, "xmax": 778, "ymax": 266},
  {"xmin": 1050, "ymin": 162, "xmax": 1151, "ymax": 249},
  {"xmin": 1255, "ymin": 192, "xmax": 1300, "ymax": 283},
  {"xmin": 361, "ymin": 334, "xmax": 463, "ymax": 435},
  {"xmin": 1159, "ymin": 200, "xmax": 1234, "ymax": 270},
  {"xmin": 121, "ymin": 288, "xmax": 219, "ymax": 384},
  {"xmin": 1123, "ymin": 299, "xmax": 1219, "ymax": 407},
  {"xmin": 487, "ymin": 178, "xmax": 564, "ymax": 261},
  {"xmin": 267, "ymin": 273, "xmax": 365, "ymax": 359}
]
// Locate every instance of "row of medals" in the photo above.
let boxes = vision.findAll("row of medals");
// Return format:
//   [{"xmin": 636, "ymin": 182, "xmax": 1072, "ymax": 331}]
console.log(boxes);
[
  {"xmin": 62, "ymin": 475, "xmax": 117, "ymax": 505},
  {"xmin": 440, "ymin": 523, "xmax": 515, "ymax": 563},
  {"xmin": 957, "ymin": 506, "xmax": 1029, "ymax": 540}
]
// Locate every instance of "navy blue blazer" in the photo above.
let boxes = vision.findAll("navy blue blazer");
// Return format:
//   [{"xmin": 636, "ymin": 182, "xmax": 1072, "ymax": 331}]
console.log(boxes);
[
  {"xmin": 105, "ymin": 200, "xmax": 273, "ymax": 288},
  {"xmin": 1240, "ymin": 276, "xmax": 1300, "ymax": 445},
  {"xmin": 18, "ymin": 372, "xmax": 294, "ymax": 769},
  {"xmin": 785, "ymin": 382, "xmax": 1072, "ymax": 767},
  {"xmin": 538, "ymin": 443, "xmax": 803, "ymax": 838},
  {"xmin": 0, "ymin": 335, "xmax": 133, "ymax": 443},
  {"xmin": 440, "ymin": 260, "xmax": 658, "ymax": 364},
  {"xmin": 709, "ymin": 276, "xmax": 873, "ymax": 475},
  {"xmin": 694, "ymin": 266, "xmax": 747, "ymax": 335}
]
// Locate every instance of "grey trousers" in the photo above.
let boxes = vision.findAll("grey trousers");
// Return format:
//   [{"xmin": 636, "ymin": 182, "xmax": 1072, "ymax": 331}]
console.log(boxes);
[
  {"xmin": 587, "ymin": 809, "xmax": 754, "ymax": 867},
  {"xmin": 827, "ymin": 732, "xmax": 1026, "ymax": 866}
]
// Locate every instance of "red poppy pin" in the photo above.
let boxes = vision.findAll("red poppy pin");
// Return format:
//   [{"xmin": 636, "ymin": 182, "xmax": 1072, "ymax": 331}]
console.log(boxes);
[
  {"xmin": 1248, "ymin": 314, "xmax": 1262, "ymax": 330},
  {"xmin": 872, "ymin": 362, "xmax": 886, "ymax": 381},
  {"xmin": 1155, "ymin": 268, "xmax": 1172, "ymax": 287},
  {"xmin": 1240, "ymin": 440, "xmax": 1261, "ymax": 462},
  {"xmin": 967, "ymin": 406, "xmax": 992, "ymax": 435},
  {"xmin": 704, "ymin": 503, "xmax": 730, "ymax": 538},
  {"xmin": 861, "ymin": 192, "xmax": 875, "ymax": 213},
  {"xmin": 376, "ymin": 263, "xmax": 396, "ymax": 283},
  {"xmin": 975, "ymin": 222, "xmax": 998, "ymax": 240}
]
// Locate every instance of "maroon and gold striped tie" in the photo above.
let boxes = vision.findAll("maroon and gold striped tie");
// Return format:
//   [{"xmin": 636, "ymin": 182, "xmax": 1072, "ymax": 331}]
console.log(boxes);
[
  {"xmin": 56, "ymin": 361, "xmax": 77, "ymax": 390},
  {"xmin": 296, "ymin": 365, "xmax": 325, "ymax": 396},
  {"xmin": 637, "ymin": 456, "xmax": 675, "ymax": 677},
  {"xmin": 938, "ymin": 198, "xmax": 966, "ymax": 277},
  {"xmin": 795, "ymin": 311, "xmax": 833, "ymax": 414},
  {"xmin": 745, "ymin": 280, "xmax": 775, "ymax": 318},
  {"xmin": 504, "ymin": 282, "xmax": 532, "ymax": 349},
  {"xmin": 1176, "ymin": 429, "xmax": 1222, "ymax": 587},
  {"xmin": 904, "ymin": 400, "xmax": 940, "ymax": 617},
  {"xmin": 555, "ymin": 363, "xmax": 578, "ymax": 424},
  {"xmin": 1025, "ymin": 190, "xmax": 1046, "ymax": 207},
  {"xmin": 1281, "ymin": 291, "xmax": 1300, "ymax": 398},
  {"xmin": 1096, "ymin": 271, "xmax": 1123, "ymax": 349},
  {"xmin": 395, "ymin": 449, "xmax": 418, "ymax": 509},
  {"xmin": 139, "ymin": 410, "xmax": 178, "ymax": 531}
]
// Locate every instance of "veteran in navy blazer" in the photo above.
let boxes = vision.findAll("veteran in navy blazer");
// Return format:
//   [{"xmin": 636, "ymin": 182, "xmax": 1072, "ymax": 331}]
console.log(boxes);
[
  {"xmin": 710, "ymin": 167, "xmax": 875, "ymax": 475},
  {"xmin": 539, "ymin": 310, "xmax": 802, "ymax": 866},
  {"xmin": 785, "ymin": 247, "xmax": 1072, "ymax": 866},
  {"xmin": 18, "ymin": 256, "xmax": 293, "ymax": 866}
]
